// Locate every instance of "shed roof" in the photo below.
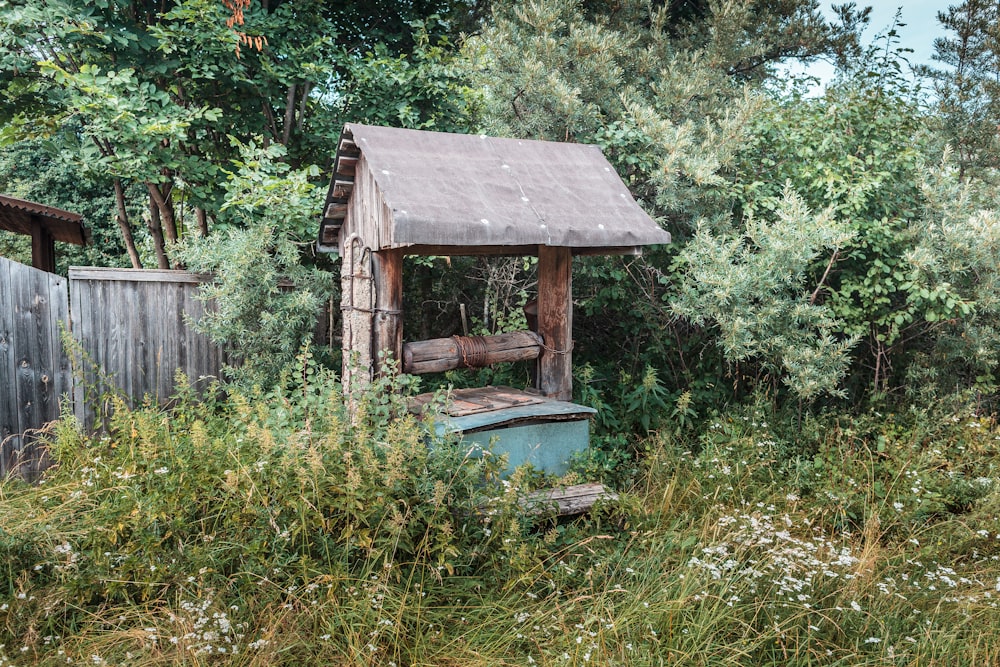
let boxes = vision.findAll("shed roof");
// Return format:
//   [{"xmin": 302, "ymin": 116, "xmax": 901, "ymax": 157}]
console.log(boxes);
[
  {"xmin": 318, "ymin": 124, "xmax": 671, "ymax": 255},
  {"xmin": 0, "ymin": 194, "xmax": 88, "ymax": 245}
]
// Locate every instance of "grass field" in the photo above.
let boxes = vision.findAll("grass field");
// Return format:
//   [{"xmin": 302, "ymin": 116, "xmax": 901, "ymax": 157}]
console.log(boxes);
[{"xmin": 2, "ymin": 375, "xmax": 999, "ymax": 665}]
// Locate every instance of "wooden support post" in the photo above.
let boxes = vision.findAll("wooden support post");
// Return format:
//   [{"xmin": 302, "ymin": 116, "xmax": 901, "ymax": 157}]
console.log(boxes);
[
  {"xmin": 341, "ymin": 235, "xmax": 373, "ymax": 404},
  {"xmin": 372, "ymin": 248, "xmax": 403, "ymax": 376},
  {"xmin": 536, "ymin": 245, "xmax": 572, "ymax": 401},
  {"xmin": 30, "ymin": 223, "xmax": 55, "ymax": 274}
]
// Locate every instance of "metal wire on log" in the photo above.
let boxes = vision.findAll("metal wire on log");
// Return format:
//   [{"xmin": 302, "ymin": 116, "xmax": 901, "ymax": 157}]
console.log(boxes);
[
  {"xmin": 454, "ymin": 334, "xmax": 489, "ymax": 368},
  {"xmin": 402, "ymin": 330, "xmax": 543, "ymax": 374}
]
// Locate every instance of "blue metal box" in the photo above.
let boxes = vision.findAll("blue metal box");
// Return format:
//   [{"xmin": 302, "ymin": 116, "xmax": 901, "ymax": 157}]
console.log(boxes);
[{"xmin": 410, "ymin": 386, "xmax": 596, "ymax": 476}]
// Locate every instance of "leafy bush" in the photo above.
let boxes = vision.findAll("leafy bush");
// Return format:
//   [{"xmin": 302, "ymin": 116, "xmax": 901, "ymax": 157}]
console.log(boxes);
[
  {"xmin": 0, "ymin": 351, "xmax": 525, "ymax": 664},
  {"xmin": 172, "ymin": 140, "xmax": 334, "ymax": 390},
  {"xmin": 3, "ymin": 364, "xmax": 1000, "ymax": 665}
]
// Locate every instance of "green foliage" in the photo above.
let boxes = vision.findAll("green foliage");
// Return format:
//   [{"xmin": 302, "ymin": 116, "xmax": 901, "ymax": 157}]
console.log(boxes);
[
  {"xmin": 0, "ymin": 0, "xmax": 337, "ymax": 264},
  {"xmin": 172, "ymin": 140, "xmax": 334, "ymax": 389},
  {"xmin": 0, "ymin": 0, "xmax": 477, "ymax": 267},
  {"xmin": 728, "ymin": 42, "xmax": 1000, "ymax": 400},
  {"xmin": 0, "ymin": 351, "xmax": 510, "ymax": 663},
  {"xmin": 673, "ymin": 187, "xmax": 857, "ymax": 401},
  {"xmin": 735, "ymin": 60, "xmax": 934, "ymax": 378},
  {"xmin": 40, "ymin": 62, "xmax": 222, "ymax": 183},
  {"xmin": 923, "ymin": 0, "xmax": 1000, "ymax": 179},
  {"xmin": 3, "ymin": 367, "xmax": 1000, "ymax": 665},
  {"xmin": 899, "ymin": 164, "xmax": 1000, "ymax": 400},
  {"xmin": 462, "ymin": 0, "xmax": 877, "ymax": 417},
  {"xmin": 339, "ymin": 19, "xmax": 480, "ymax": 133},
  {"xmin": 0, "ymin": 134, "xmax": 142, "ymax": 271}
]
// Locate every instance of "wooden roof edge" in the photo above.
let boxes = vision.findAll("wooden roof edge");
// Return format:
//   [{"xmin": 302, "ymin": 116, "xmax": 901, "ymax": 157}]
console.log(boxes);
[
  {"xmin": 0, "ymin": 194, "xmax": 83, "ymax": 223},
  {"xmin": 314, "ymin": 242, "xmax": 661, "ymax": 258},
  {"xmin": 42, "ymin": 217, "xmax": 90, "ymax": 246},
  {"xmin": 314, "ymin": 124, "xmax": 674, "ymax": 255},
  {"xmin": 321, "ymin": 129, "xmax": 359, "ymax": 211},
  {"xmin": 0, "ymin": 194, "xmax": 89, "ymax": 245},
  {"xmin": 316, "ymin": 126, "xmax": 362, "ymax": 255}
]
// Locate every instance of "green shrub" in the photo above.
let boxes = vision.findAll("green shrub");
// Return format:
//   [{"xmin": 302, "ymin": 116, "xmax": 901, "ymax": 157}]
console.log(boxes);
[
  {"xmin": 172, "ymin": 140, "xmax": 334, "ymax": 391},
  {"xmin": 0, "ymin": 351, "xmax": 525, "ymax": 664},
  {"xmin": 3, "ymin": 357, "xmax": 1000, "ymax": 666}
]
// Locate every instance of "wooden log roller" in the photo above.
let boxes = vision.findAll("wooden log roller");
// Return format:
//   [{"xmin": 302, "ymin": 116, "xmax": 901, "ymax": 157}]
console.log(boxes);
[{"xmin": 402, "ymin": 330, "xmax": 544, "ymax": 374}]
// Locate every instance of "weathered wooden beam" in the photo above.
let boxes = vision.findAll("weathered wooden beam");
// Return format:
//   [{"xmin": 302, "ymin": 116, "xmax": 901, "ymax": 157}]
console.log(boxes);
[
  {"xmin": 403, "ymin": 330, "xmax": 543, "ymax": 374},
  {"xmin": 68, "ymin": 267, "xmax": 214, "ymax": 284},
  {"xmin": 331, "ymin": 179, "xmax": 354, "ymax": 200},
  {"xmin": 324, "ymin": 202, "xmax": 348, "ymax": 220},
  {"xmin": 372, "ymin": 248, "xmax": 403, "ymax": 376},
  {"xmin": 537, "ymin": 245, "xmax": 573, "ymax": 400},
  {"xmin": 30, "ymin": 222, "xmax": 55, "ymax": 273},
  {"xmin": 339, "ymin": 138, "xmax": 360, "ymax": 157},
  {"xmin": 523, "ymin": 483, "xmax": 616, "ymax": 516},
  {"xmin": 319, "ymin": 224, "xmax": 341, "ymax": 246},
  {"xmin": 336, "ymin": 156, "xmax": 359, "ymax": 178},
  {"xmin": 340, "ymin": 237, "xmax": 374, "ymax": 403}
]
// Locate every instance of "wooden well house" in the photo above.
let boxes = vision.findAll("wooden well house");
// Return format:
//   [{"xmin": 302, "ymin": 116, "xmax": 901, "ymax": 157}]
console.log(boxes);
[{"xmin": 317, "ymin": 124, "xmax": 670, "ymax": 476}]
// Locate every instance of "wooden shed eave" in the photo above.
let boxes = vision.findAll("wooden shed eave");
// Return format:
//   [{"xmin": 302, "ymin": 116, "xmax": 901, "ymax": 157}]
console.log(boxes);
[
  {"xmin": 379, "ymin": 244, "xmax": 646, "ymax": 257},
  {"xmin": 0, "ymin": 194, "xmax": 89, "ymax": 246}
]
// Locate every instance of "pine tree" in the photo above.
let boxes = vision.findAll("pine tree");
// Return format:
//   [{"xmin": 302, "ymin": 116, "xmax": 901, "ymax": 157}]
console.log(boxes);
[{"xmin": 926, "ymin": 0, "xmax": 1000, "ymax": 179}]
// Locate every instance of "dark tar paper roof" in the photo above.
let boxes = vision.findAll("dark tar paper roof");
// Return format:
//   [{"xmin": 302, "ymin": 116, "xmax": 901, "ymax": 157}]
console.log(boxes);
[
  {"xmin": 320, "ymin": 124, "xmax": 671, "ymax": 252},
  {"xmin": 0, "ymin": 194, "xmax": 88, "ymax": 245}
]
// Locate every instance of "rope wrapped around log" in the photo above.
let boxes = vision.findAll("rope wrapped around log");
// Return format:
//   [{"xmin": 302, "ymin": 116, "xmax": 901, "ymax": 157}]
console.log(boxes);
[{"xmin": 403, "ymin": 330, "xmax": 544, "ymax": 374}]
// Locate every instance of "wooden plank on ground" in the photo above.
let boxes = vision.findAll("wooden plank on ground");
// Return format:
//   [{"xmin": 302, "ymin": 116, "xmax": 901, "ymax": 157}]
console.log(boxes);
[{"xmin": 522, "ymin": 483, "xmax": 616, "ymax": 516}]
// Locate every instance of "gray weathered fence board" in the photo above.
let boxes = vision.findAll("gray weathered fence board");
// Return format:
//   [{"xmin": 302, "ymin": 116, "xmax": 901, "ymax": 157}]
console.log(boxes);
[
  {"xmin": 0, "ymin": 258, "xmax": 18, "ymax": 449},
  {"xmin": 69, "ymin": 267, "xmax": 226, "ymax": 431},
  {"xmin": 1, "ymin": 256, "xmax": 68, "ymax": 479}
]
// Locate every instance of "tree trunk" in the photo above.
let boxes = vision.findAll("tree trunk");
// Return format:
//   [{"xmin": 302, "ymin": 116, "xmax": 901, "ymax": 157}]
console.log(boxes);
[
  {"xmin": 112, "ymin": 178, "xmax": 142, "ymax": 269},
  {"xmin": 146, "ymin": 181, "xmax": 180, "ymax": 268},
  {"xmin": 147, "ymin": 193, "xmax": 169, "ymax": 269},
  {"xmin": 282, "ymin": 83, "xmax": 297, "ymax": 145},
  {"xmin": 195, "ymin": 207, "xmax": 209, "ymax": 237}
]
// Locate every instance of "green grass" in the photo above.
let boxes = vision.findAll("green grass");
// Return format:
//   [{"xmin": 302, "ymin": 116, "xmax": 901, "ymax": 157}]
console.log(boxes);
[{"xmin": 2, "ymin": 373, "xmax": 999, "ymax": 665}]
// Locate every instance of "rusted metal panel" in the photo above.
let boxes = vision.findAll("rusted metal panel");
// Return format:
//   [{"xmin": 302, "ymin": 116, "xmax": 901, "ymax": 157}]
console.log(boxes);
[{"xmin": 317, "ymin": 124, "xmax": 671, "ymax": 255}]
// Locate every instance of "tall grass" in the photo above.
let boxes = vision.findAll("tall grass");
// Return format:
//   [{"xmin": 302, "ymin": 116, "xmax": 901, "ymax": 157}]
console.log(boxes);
[{"xmin": 1, "ymin": 365, "xmax": 999, "ymax": 665}]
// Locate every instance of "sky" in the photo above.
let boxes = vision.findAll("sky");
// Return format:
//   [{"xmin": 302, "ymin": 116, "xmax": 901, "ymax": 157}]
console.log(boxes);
[{"xmin": 783, "ymin": 1, "xmax": 951, "ymax": 87}]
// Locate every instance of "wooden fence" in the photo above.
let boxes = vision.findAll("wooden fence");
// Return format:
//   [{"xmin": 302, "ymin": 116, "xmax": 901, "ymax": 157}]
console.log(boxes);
[
  {"xmin": 0, "ymin": 256, "xmax": 70, "ymax": 479},
  {"xmin": 69, "ymin": 267, "xmax": 227, "ymax": 431}
]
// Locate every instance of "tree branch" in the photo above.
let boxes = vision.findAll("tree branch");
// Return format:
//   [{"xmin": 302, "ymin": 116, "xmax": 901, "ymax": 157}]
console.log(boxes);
[{"xmin": 810, "ymin": 248, "xmax": 840, "ymax": 305}]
